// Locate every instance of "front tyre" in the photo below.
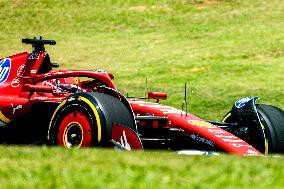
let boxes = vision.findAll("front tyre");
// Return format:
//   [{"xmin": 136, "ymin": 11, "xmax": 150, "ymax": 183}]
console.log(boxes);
[
  {"xmin": 223, "ymin": 104, "xmax": 284, "ymax": 154},
  {"xmin": 256, "ymin": 104, "xmax": 284, "ymax": 153}
]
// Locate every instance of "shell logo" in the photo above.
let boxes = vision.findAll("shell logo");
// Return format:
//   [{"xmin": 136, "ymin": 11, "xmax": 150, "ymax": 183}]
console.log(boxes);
[{"xmin": 188, "ymin": 120, "xmax": 214, "ymax": 128}]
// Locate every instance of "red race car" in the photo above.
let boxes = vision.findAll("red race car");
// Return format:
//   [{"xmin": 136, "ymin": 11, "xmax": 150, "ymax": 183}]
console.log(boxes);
[{"xmin": 0, "ymin": 37, "xmax": 283, "ymax": 156}]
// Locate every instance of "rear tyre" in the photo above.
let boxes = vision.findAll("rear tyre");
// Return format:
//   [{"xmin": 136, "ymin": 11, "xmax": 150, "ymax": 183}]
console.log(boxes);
[
  {"xmin": 51, "ymin": 103, "xmax": 95, "ymax": 148},
  {"xmin": 48, "ymin": 92, "xmax": 136, "ymax": 148},
  {"xmin": 48, "ymin": 97, "xmax": 102, "ymax": 148}
]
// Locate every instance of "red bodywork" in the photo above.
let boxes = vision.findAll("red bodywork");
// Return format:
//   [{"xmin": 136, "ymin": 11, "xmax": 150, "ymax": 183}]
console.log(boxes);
[{"xmin": 0, "ymin": 48, "xmax": 261, "ymax": 156}]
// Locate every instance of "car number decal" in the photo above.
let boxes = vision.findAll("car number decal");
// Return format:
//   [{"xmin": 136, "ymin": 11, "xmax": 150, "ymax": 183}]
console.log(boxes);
[{"xmin": 28, "ymin": 53, "xmax": 40, "ymax": 60}]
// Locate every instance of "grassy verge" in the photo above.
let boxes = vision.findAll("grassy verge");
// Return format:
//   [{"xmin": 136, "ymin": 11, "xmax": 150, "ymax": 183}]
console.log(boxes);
[
  {"xmin": 0, "ymin": 0, "xmax": 283, "ymax": 119},
  {"xmin": 0, "ymin": 146, "xmax": 283, "ymax": 189},
  {"xmin": 0, "ymin": 0, "xmax": 283, "ymax": 188}
]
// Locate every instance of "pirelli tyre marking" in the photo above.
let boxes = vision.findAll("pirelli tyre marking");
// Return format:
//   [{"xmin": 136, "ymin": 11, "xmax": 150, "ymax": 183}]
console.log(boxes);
[{"xmin": 77, "ymin": 96, "xmax": 102, "ymax": 142}]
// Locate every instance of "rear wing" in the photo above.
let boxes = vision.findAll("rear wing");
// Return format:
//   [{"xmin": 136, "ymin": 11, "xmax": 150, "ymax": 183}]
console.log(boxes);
[{"xmin": 22, "ymin": 37, "xmax": 56, "ymax": 52}]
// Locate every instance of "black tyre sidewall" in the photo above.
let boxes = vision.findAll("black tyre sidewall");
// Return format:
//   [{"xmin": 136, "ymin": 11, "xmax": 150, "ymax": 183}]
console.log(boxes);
[
  {"xmin": 256, "ymin": 104, "xmax": 284, "ymax": 153},
  {"xmin": 48, "ymin": 92, "xmax": 137, "ymax": 148}
]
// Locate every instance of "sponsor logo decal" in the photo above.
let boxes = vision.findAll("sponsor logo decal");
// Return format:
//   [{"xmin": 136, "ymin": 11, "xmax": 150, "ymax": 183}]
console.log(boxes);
[
  {"xmin": 112, "ymin": 124, "xmax": 143, "ymax": 150},
  {"xmin": 11, "ymin": 64, "xmax": 26, "ymax": 87},
  {"xmin": 11, "ymin": 103, "xmax": 23, "ymax": 114},
  {"xmin": 118, "ymin": 130, "xmax": 131, "ymax": 150},
  {"xmin": 190, "ymin": 133, "xmax": 215, "ymax": 146},
  {"xmin": 188, "ymin": 120, "xmax": 214, "ymax": 128},
  {"xmin": 235, "ymin": 97, "xmax": 253, "ymax": 108},
  {"xmin": 0, "ymin": 58, "xmax": 11, "ymax": 84},
  {"xmin": 113, "ymin": 130, "xmax": 132, "ymax": 150},
  {"xmin": 30, "ymin": 70, "xmax": 37, "ymax": 74},
  {"xmin": 215, "ymin": 135, "xmax": 238, "ymax": 139},
  {"xmin": 231, "ymin": 143, "xmax": 252, "ymax": 148},
  {"xmin": 208, "ymin": 128, "xmax": 227, "ymax": 134},
  {"xmin": 247, "ymin": 149, "xmax": 258, "ymax": 155},
  {"xmin": 95, "ymin": 70, "xmax": 107, "ymax": 73},
  {"xmin": 222, "ymin": 138, "xmax": 244, "ymax": 143}
]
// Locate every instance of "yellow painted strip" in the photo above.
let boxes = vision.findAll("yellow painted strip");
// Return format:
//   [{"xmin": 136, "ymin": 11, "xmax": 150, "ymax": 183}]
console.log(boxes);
[
  {"xmin": 78, "ymin": 96, "xmax": 102, "ymax": 142},
  {"xmin": 47, "ymin": 100, "xmax": 67, "ymax": 140},
  {"xmin": 0, "ymin": 111, "xmax": 11, "ymax": 124},
  {"xmin": 260, "ymin": 122, "xmax": 269, "ymax": 155},
  {"xmin": 265, "ymin": 138, "xmax": 269, "ymax": 155},
  {"xmin": 221, "ymin": 113, "xmax": 231, "ymax": 122}
]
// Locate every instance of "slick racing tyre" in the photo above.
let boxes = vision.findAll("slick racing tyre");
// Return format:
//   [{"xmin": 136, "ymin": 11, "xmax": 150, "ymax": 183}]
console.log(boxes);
[
  {"xmin": 48, "ymin": 92, "xmax": 136, "ymax": 148},
  {"xmin": 223, "ymin": 104, "xmax": 284, "ymax": 154},
  {"xmin": 256, "ymin": 104, "xmax": 284, "ymax": 153}
]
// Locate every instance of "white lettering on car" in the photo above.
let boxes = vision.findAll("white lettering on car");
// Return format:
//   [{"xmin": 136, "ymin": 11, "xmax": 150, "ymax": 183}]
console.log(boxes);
[
  {"xmin": 28, "ymin": 53, "xmax": 40, "ymax": 60},
  {"xmin": 11, "ymin": 64, "xmax": 25, "ymax": 88}
]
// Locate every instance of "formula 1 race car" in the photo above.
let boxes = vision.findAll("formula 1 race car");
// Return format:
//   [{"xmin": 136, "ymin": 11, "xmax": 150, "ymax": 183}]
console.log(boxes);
[{"xmin": 0, "ymin": 37, "xmax": 283, "ymax": 156}]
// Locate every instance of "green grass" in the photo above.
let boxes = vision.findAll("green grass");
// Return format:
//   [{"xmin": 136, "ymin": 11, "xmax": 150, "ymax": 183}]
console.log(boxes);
[
  {"xmin": 0, "ymin": 146, "xmax": 283, "ymax": 189},
  {"xmin": 0, "ymin": 0, "xmax": 283, "ymax": 119},
  {"xmin": 0, "ymin": 0, "xmax": 283, "ymax": 188}
]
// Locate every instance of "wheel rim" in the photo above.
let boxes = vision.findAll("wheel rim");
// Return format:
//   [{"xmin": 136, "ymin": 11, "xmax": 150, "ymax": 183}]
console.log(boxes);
[
  {"xmin": 57, "ymin": 110, "xmax": 92, "ymax": 148},
  {"xmin": 64, "ymin": 123, "xmax": 83, "ymax": 148}
]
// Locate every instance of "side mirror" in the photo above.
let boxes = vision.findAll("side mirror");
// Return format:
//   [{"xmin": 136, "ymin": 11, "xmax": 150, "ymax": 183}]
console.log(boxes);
[{"xmin": 147, "ymin": 92, "xmax": 167, "ymax": 102}]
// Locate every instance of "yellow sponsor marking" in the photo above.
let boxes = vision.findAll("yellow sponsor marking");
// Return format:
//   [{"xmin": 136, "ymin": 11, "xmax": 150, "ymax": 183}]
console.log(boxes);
[
  {"xmin": 0, "ymin": 111, "xmax": 11, "ymax": 124},
  {"xmin": 78, "ymin": 96, "xmax": 102, "ymax": 142},
  {"xmin": 188, "ymin": 120, "xmax": 214, "ymax": 128}
]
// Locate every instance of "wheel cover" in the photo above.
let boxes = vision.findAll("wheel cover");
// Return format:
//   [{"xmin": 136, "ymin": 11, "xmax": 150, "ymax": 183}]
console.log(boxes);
[{"xmin": 58, "ymin": 111, "xmax": 92, "ymax": 148}]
